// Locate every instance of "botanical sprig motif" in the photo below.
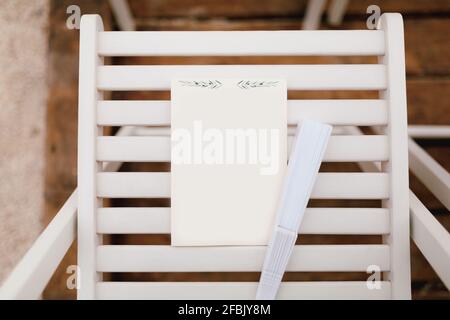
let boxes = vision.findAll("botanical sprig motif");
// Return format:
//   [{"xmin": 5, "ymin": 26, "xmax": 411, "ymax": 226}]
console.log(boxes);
[
  {"xmin": 179, "ymin": 80, "xmax": 222, "ymax": 89},
  {"xmin": 237, "ymin": 80, "xmax": 279, "ymax": 89},
  {"xmin": 178, "ymin": 80, "xmax": 280, "ymax": 89}
]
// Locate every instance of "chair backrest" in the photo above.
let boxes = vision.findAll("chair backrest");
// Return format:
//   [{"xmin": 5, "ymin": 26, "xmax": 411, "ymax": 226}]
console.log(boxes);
[{"xmin": 77, "ymin": 13, "xmax": 411, "ymax": 300}]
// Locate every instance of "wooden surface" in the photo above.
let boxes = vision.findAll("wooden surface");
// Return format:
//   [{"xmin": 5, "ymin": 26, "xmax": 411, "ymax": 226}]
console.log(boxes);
[{"xmin": 45, "ymin": 0, "xmax": 449, "ymax": 299}]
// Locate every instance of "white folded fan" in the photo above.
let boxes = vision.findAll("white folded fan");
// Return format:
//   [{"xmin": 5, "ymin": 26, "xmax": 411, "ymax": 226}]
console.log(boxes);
[{"xmin": 256, "ymin": 119, "xmax": 332, "ymax": 300}]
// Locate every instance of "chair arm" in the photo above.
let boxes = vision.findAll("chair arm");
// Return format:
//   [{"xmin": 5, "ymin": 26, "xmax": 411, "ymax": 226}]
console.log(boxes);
[
  {"xmin": 0, "ymin": 126, "xmax": 136, "ymax": 299},
  {"xmin": 410, "ymin": 191, "xmax": 450, "ymax": 290},
  {"xmin": 0, "ymin": 192, "xmax": 77, "ymax": 299}
]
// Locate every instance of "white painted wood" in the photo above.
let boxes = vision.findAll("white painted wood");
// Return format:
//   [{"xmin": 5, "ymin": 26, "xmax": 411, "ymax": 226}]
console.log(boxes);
[
  {"xmin": 96, "ymin": 245, "xmax": 390, "ymax": 272},
  {"xmin": 131, "ymin": 126, "xmax": 352, "ymax": 137},
  {"xmin": 300, "ymin": 208, "xmax": 390, "ymax": 234},
  {"xmin": 319, "ymin": 135, "xmax": 388, "ymax": 161},
  {"xmin": 353, "ymin": 128, "xmax": 450, "ymax": 290},
  {"xmin": 288, "ymin": 99, "xmax": 388, "ymax": 125},
  {"xmin": 97, "ymin": 99, "xmax": 388, "ymax": 126},
  {"xmin": 410, "ymin": 191, "xmax": 450, "ymax": 290},
  {"xmin": 350, "ymin": 126, "xmax": 449, "ymax": 290},
  {"xmin": 97, "ymin": 207, "xmax": 169, "ymax": 234},
  {"xmin": 97, "ymin": 65, "xmax": 387, "ymax": 91},
  {"xmin": 98, "ymin": 30, "xmax": 385, "ymax": 56},
  {"xmin": 108, "ymin": 0, "xmax": 135, "ymax": 31},
  {"xmin": 97, "ymin": 172, "xmax": 170, "ymax": 198},
  {"xmin": 97, "ymin": 101, "xmax": 170, "ymax": 126},
  {"xmin": 408, "ymin": 125, "xmax": 450, "ymax": 139},
  {"xmin": 100, "ymin": 127, "xmax": 136, "ymax": 172},
  {"xmin": 96, "ymin": 207, "xmax": 389, "ymax": 235},
  {"xmin": 377, "ymin": 13, "xmax": 411, "ymax": 299},
  {"xmin": 97, "ymin": 136, "xmax": 170, "ymax": 162},
  {"xmin": 129, "ymin": 127, "xmax": 172, "ymax": 136},
  {"xmin": 96, "ymin": 135, "xmax": 388, "ymax": 162},
  {"xmin": 97, "ymin": 281, "xmax": 391, "ymax": 300},
  {"xmin": 0, "ymin": 192, "xmax": 77, "ymax": 300},
  {"xmin": 96, "ymin": 172, "xmax": 389, "ymax": 199},
  {"xmin": 72, "ymin": 13, "xmax": 417, "ymax": 300},
  {"xmin": 77, "ymin": 15, "xmax": 104, "ymax": 300},
  {"xmin": 0, "ymin": 126, "xmax": 136, "ymax": 300},
  {"xmin": 303, "ymin": 0, "xmax": 327, "ymax": 30},
  {"xmin": 409, "ymin": 138, "xmax": 450, "ymax": 210},
  {"xmin": 327, "ymin": 0, "xmax": 349, "ymax": 26}
]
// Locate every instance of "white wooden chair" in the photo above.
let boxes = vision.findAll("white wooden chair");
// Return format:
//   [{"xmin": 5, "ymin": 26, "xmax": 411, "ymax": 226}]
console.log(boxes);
[
  {"xmin": 3, "ymin": 11, "xmax": 450, "ymax": 301},
  {"xmin": 77, "ymin": 13, "xmax": 411, "ymax": 300}
]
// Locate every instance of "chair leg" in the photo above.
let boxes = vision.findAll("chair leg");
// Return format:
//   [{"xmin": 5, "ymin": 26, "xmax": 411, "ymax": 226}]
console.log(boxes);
[
  {"xmin": 327, "ymin": 0, "xmax": 349, "ymax": 26},
  {"xmin": 109, "ymin": 0, "xmax": 135, "ymax": 31},
  {"xmin": 303, "ymin": 0, "xmax": 327, "ymax": 30}
]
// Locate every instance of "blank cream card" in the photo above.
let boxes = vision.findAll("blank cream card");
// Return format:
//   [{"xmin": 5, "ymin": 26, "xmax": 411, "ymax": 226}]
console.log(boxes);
[{"xmin": 171, "ymin": 79, "xmax": 287, "ymax": 246}]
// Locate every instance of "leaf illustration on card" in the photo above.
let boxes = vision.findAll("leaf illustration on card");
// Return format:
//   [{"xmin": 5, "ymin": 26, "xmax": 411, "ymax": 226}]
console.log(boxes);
[
  {"xmin": 179, "ymin": 80, "xmax": 222, "ymax": 89},
  {"xmin": 237, "ymin": 80, "xmax": 279, "ymax": 89}
]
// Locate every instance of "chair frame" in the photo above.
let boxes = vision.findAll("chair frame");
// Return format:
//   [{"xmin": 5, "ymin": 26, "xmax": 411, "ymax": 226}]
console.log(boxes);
[
  {"xmin": 1, "ymin": 12, "xmax": 449, "ymax": 300},
  {"xmin": 80, "ymin": 12, "xmax": 409, "ymax": 299}
]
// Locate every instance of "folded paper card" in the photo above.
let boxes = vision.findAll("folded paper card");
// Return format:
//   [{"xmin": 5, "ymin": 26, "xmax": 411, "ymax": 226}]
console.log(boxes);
[{"xmin": 171, "ymin": 79, "xmax": 287, "ymax": 246}]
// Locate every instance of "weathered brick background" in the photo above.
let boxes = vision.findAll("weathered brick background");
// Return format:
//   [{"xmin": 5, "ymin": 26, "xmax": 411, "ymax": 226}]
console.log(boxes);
[{"xmin": 44, "ymin": 0, "xmax": 449, "ymax": 299}]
